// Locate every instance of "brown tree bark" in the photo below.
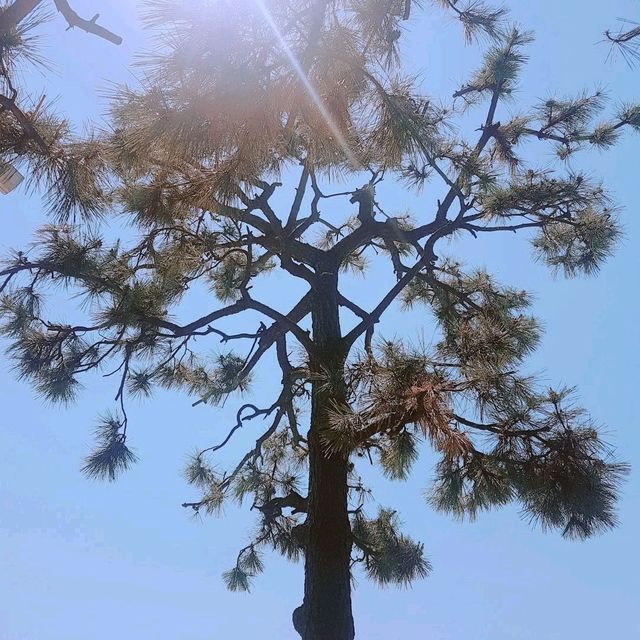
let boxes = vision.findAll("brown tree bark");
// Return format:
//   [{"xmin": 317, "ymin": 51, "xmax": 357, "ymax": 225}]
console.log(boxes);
[
  {"xmin": 0, "ymin": 0, "xmax": 122, "ymax": 44},
  {"xmin": 0, "ymin": 0, "xmax": 43, "ymax": 35},
  {"xmin": 294, "ymin": 265, "xmax": 355, "ymax": 640}
]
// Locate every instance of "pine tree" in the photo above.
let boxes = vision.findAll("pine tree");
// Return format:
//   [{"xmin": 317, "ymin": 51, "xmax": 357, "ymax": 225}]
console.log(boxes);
[
  {"xmin": 0, "ymin": 0, "xmax": 122, "ymax": 191},
  {"xmin": 599, "ymin": 3, "xmax": 639, "ymax": 65},
  {"xmin": 1, "ymin": 2, "xmax": 638, "ymax": 638},
  {"xmin": 605, "ymin": 17, "xmax": 640, "ymax": 66}
]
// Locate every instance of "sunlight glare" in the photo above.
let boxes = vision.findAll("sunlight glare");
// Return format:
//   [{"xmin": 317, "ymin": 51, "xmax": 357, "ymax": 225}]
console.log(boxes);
[{"xmin": 254, "ymin": 0, "xmax": 360, "ymax": 169}]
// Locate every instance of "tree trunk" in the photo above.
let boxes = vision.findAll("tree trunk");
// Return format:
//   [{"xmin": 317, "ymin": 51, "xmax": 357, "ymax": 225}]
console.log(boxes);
[{"xmin": 294, "ymin": 268, "xmax": 355, "ymax": 640}]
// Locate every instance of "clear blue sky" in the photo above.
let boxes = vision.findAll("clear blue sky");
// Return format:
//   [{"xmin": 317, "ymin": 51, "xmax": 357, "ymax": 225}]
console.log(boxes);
[{"xmin": 1, "ymin": 1, "xmax": 639, "ymax": 638}]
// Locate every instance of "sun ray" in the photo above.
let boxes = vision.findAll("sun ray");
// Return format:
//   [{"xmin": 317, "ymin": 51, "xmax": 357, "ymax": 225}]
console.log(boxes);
[{"xmin": 254, "ymin": 0, "xmax": 361, "ymax": 169}]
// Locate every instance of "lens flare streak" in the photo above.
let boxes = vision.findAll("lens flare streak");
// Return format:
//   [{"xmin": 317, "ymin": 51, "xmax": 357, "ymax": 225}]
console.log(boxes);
[{"xmin": 254, "ymin": 0, "xmax": 360, "ymax": 168}]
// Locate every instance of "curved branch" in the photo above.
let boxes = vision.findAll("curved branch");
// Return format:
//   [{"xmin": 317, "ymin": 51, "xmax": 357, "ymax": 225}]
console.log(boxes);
[
  {"xmin": 53, "ymin": 0, "xmax": 122, "ymax": 44},
  {"xmin": 154, "ymin": 298, "xmax": 252, "ymax": 337},
  {"xmin": 198, "ymin": 403, "xmax": 278, "ymax": 458}
]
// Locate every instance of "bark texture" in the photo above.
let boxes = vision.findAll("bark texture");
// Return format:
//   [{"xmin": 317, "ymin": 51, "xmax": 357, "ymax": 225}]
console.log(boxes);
[{"xmin": 295, "ymin": 267, "xmax": 355, "ymax": 640}]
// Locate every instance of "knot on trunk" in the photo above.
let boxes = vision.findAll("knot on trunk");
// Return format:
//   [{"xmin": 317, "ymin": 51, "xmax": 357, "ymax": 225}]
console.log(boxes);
[{"xmin": 292, "ymin": 604, "xmax": 306, "ymax": 636}]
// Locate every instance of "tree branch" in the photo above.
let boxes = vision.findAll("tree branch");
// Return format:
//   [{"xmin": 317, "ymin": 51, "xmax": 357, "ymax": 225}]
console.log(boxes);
[
  {"xmin": 0, "ymin": 0, "xmax": 42, "ymax": 34},
  {"xmin": 286, "ymin": 164, "xmax": 310, "ymax": 232},
  {"xmin": 258, "ymin": 491, "xmax": 308, "ymax": 520},
  {"xmin": 53, "ymin": 0, "xmax": 122, "ymax": 44},
  {"xmin": 342, "ymin": 253, "xmax": 434, "ymax": 350}
]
